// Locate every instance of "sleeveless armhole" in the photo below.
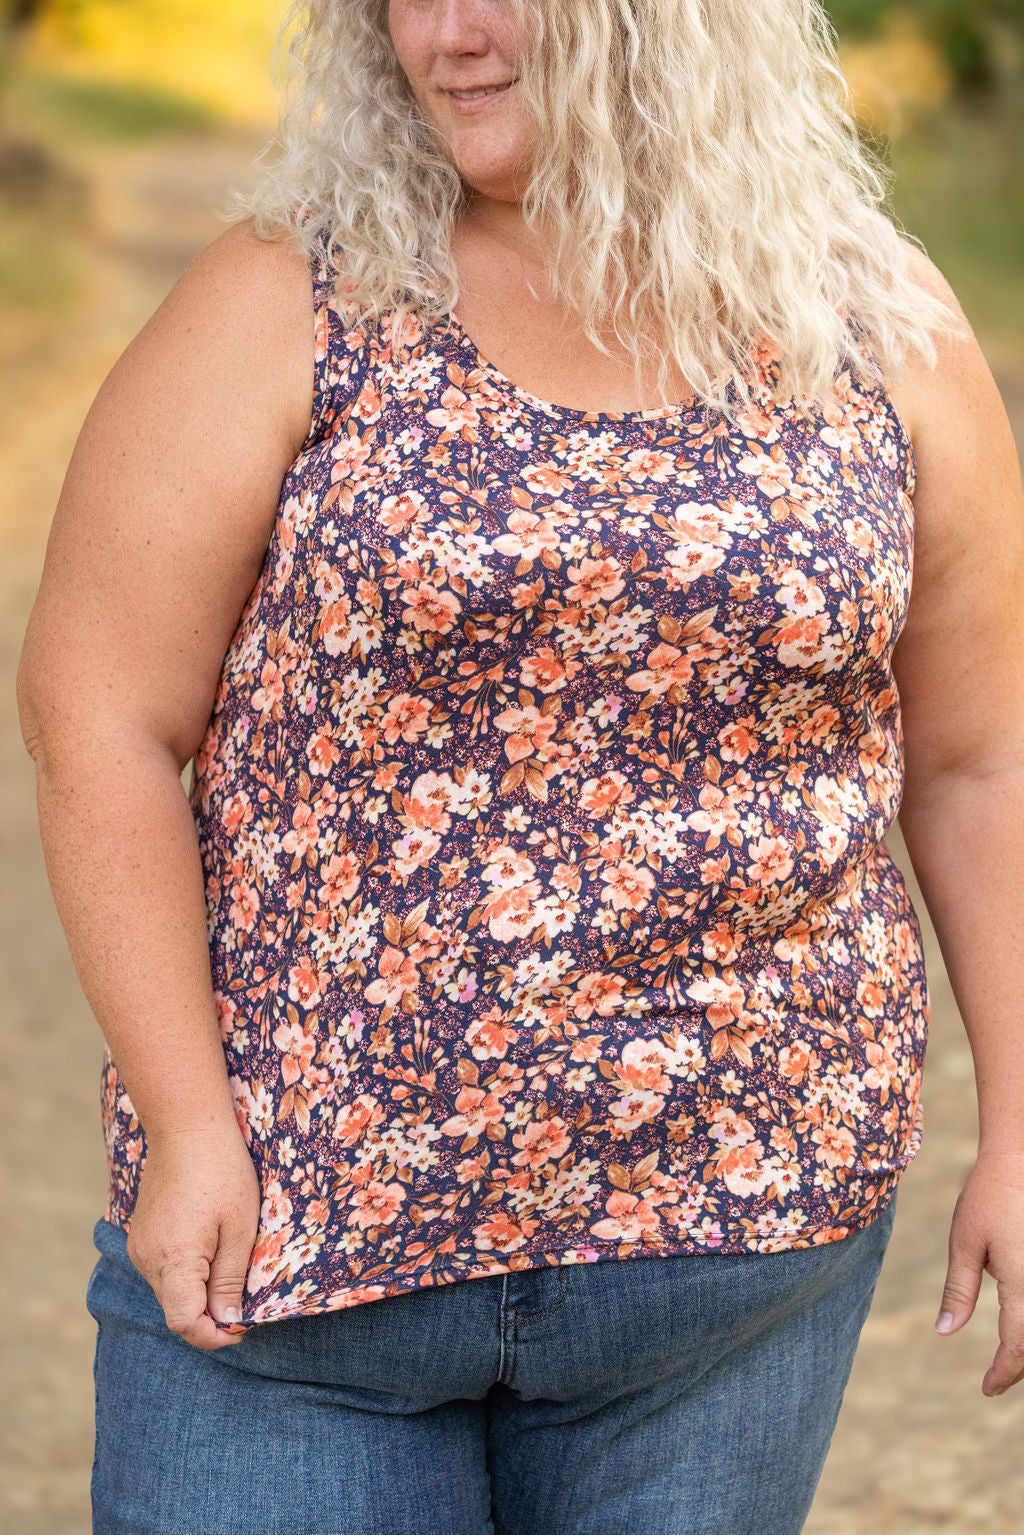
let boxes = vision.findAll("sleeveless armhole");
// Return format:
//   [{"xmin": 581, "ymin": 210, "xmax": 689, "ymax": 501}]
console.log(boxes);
[{"xmin": 299, "ymin": 228, "xmax": 373, "ymax": 456}]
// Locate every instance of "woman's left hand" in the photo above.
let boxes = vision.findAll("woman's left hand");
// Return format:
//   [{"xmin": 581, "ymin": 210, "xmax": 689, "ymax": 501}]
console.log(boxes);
[{"xmin": 936, "ymin": 1150, "xmax": 1024, "ymax": 1395}]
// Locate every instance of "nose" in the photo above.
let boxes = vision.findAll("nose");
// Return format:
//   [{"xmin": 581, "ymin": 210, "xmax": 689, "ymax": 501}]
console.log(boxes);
[{"xmin": 431, "ymin": 0, "xmax": 490, "ymax": 56}]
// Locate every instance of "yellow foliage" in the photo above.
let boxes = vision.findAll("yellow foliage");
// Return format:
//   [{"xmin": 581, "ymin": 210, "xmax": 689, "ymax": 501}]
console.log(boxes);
[
  {"xmin": 840, "ymin": 8, "xmax": 954, "ymax": 139},
  {"xmin": 23, "ymin": 0, "xmax": 287, "ymax": 125}
]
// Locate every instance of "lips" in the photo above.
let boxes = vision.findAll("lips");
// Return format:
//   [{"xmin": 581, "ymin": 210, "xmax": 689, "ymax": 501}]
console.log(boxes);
[{"xmin": 445, "ymin": 79, "xmax": 518, "ymax": 100}]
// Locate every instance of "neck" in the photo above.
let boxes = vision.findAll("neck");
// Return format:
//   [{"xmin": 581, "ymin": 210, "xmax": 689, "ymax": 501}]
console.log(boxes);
[{"xmin": 461, "ymin": 191, "xmax": 549, "ymax": 269}]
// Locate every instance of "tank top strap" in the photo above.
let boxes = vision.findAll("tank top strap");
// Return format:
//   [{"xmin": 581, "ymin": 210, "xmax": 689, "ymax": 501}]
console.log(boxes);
[{"xmin": 298, "ymin": 221, "xmax": 377, "ymax": 454}]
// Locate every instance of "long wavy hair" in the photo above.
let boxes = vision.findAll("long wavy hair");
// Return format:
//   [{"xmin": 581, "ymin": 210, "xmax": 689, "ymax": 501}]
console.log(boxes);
[{"xmin": 234, "ymin": 0, "xmax": 967, "ymax": 420}]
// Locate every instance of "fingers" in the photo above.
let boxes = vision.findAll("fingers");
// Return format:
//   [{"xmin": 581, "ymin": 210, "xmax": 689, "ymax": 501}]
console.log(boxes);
[
  {"xmin": 983, "ymin": 1290, "xmax": 1024, "ymax": 1397},
  {"xmin": 127, "ymin": 1235, "xmax": 248, "ymax": 1352},
  {"xmin": 935, "ymin": 1228, "xmax": 985, "ymax": 1337},
  {"xmin": 205, "ymin": 1223, "xmax": 257, "ymax": 1334}
]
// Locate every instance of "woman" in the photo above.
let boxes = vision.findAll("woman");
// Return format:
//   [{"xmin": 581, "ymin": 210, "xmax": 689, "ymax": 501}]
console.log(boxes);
[{"xmin": 17, "ymin": 0, "xmax": 1024, "ymax": 1531}]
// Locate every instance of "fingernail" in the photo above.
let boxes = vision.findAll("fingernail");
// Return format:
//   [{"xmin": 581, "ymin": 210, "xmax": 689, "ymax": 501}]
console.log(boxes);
[
  {"xmin": 225, "ymin": 1307, "xmax": 242, "ymax": 1324},
  {"xmin": 935, "ymin": 1312, "xmax": 955, "ymax": 1334}
]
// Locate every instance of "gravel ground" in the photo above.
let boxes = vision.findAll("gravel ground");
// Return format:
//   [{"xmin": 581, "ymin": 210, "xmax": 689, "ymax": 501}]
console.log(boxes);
[{"xmin": 2, "ymin": 127, "xmax": 1022, "ymax": 1534}]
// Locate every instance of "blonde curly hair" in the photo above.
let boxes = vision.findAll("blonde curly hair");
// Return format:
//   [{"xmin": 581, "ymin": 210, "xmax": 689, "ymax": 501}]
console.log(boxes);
[{"xmin": 234, "ymin": 0, "xmax": 967, "ymax": 421}]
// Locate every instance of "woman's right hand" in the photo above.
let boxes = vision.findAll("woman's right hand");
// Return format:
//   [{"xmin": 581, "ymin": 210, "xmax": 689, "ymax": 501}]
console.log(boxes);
[{"xmin": 125, "ymin": 1119, "xmax": 262, "ymax": 1352}]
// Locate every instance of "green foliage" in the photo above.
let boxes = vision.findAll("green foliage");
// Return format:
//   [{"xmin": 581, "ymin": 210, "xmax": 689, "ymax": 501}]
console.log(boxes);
[
  {"xmin": 826, "ymin": 1, "xmax": 1024, "ymax": 97},
  {"xmin": 12, "ymin": 70, "xmax": 215, "ymax": 138}
]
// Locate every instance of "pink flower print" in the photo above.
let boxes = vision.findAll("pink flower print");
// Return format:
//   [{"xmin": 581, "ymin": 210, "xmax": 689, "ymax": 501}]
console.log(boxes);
[
  {"xmin": 686, "ymin": 973, "xmax": 745, "ymax": 1030},
  {"xmin": 272, "ymin": 1019, "xmax": 317, "ymax": 1087},
  {"xmin": 440, "ymin": 1086, "xmax": 507, "ymax": 1139},
  {"xmin": 519, "ymin": 647, "xmax": 578, "ymax": 693},
  {"xmin": 590, "ymin": 1190, "xmax": 662, "ymax": 1242},
  {"xmin": 287, "ymin": 960, "xmax": 325, "ymax": 1010},
  {"xmin": 251, "ymin": 659, "xmax": 285, "ymax": 717},
  {"xmin": 472, "ymin": 1212, "xmax": 540, "ymax": 1253},
  {"xmin": 333, "ymin": 1092, "xmax": 385, "ymax": 1147},
  {"xmin": 492, "ymin": 507, "xmax": 561, "ymax": 561},
  {"xmin": 465, "ymin": 1007, "xmax": 520, "ymax": 1060},
  {"xmin": 708, "ymin": 1105, "xmax": 757, "ymax": 1146},
  {"xmin": 391, "ymin": 827, "xmax": 442, "ymax": 877},
  {"xmin": 228, "ymin": 880, "xmax": 259, "ymax": 933},
  {"xmin": 282, "ymin": 801, "xmax": 320, "ymax": 861},
  {"xmin": 402, "ymin": 582, "xmax": 461, "ymax": 635},
  {"xmin": 686, "ymin": 782, "xmax": 742, "ymax": 847},
  {"xmin": 862, "ymin": 1040, "xmax": 899, "ymax": 1101},
  {"xmin": 718, "ymin": 1140, "xmax": 773, "ymax": 1197},
  {"xmin": 570, "ymin": 972, "xmax": 625, "ymax": 1020},
  {"xmin": 619, "ymin": 1038, "xmax": 674, "ymax": 1092},
  {"xmin": 746, "ymin": 835, "xmax": 795, "ymax": 887},
  {"xmin": 317, "ymin": 850, "xmax": 361, "ymax": 907},
  {"xmin": 221, "ymin": 790, "xmax": 253, "ymax": 835},
  {"xmin": 379, "ymin": 489, "xmax": 429, "ymax": 536},
  {"xmin": 777, "ymin": 566, "xmax": 826, "ymax": 616},
  {"xmin": 565, "ymin": 556, "xmax": 625, "ymax": 606},
  {"xmin": 775, "ymin": 613, "xmax": 831, "ymax": 669},
  {"xmin": 347, "ymin": 1178, "xmax": 407, "ymax": 1231},
  {"xmin": 307, "ymin": 725, "xmax": 341, "ymax": 776},
  {"xmin": 320, "ymin": 599, "xmax": 353, "ymax": 657},
  {"xmin": 778, "ymin": 1039, "xmax": 817, "ymax": 1084},
  {"xmin": 522, "ymin": 460, "xmax": 573, "ymax": 496},
  {"xmin": 494, "ymin": 704, "xmax": 558, "ymax": 763},
  {"xmin": 579, "ymin": 770, "xmax": 635, "ymax": 818},
  {"xmin": 381, "ymin": 693, "xmax": 433, "ymax": 745},
  {"xmin": 245, "ymin": 1228, "xmax": 289, "ymax": 1295},
  {"xmin": 600, "ymin": 859, "xmax": 654, "ymax": 913},
  {"xmin": 404, "ymin": 770, "xmax": 456, "ymax": 833},
  {"xmin": 812, "ymin": 1122, "xmax": 857, "ymax": 1169},
  {"xmin": 510, "ymin": 1116, "xmax": 572, "ymax": 1171},
  {"xmin": 625, "ymin": 641, "xmax": 694, "ymax": 697},
  {"xmin": 364, "ymin": 946, "xmax": 420, "ymax": 1008},
  {"xmin": 485, "ymin": 883, "xmax": 546, "ymax": 942}
]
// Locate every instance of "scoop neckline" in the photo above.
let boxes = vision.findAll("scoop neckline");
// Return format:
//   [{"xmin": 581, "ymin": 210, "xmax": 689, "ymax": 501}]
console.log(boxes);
[{"xmin": 445, "ymin": 309, "xmax": 707, "ymax": 424}]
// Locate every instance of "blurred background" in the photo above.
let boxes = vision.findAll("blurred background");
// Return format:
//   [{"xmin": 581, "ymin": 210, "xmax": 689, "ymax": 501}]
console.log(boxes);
[{"xmin": 1, "ymin": 3, "xmax": 1022, "ymax": 1531}]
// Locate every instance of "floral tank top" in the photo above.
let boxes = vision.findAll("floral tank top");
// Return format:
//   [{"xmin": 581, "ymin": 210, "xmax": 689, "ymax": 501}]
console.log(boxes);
[{"xmin": 100, "ymin": 241, "xmax": 929, "ymax": 1328}]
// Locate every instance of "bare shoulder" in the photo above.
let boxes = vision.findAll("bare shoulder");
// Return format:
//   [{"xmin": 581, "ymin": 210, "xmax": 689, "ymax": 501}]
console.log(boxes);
[
  {"xmin": 882, "ymin": 240, "xmax": 1021, "ymax": 563},
  {"xmin": 113, "ymin": 215, "xmax": 317, "ymax": 460},
  {"xmin": 883, "ymin": 239, "xmax": 1000, "ymax": 454}
]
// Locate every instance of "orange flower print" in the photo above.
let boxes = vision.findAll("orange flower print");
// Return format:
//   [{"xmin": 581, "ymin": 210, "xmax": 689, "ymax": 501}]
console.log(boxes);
[
  {"xmin": 364, "ymin": 947, "xmax": 419, "ymax": 1007},
  {"xmin": 228, "ymin": 880, "xmax": 259, "ymax": 933},
  {"xmin": 600, "ymin": 859, "xmax": 655, "ymax": 913},
  {"xmin": 718, "ymin": 1140, "xmax": 773, "ymax": 1198},
  {"xmin": 492, "ymin": 507, "xmax": 562, "ymax": 561},
  {"xmin": 402, "ymin": 582, "xmax": 461, "ymax": 634},
  {"xmin": 565, "ymin": 556, "xmax": 625, "ymax": 605},
  {"xmin": 625, "ymin": 641, "xmax": 694, "ymax": 696},
  {"xmin": 347, "ymin": 1178, "xmax": 407, "ymax": 1230},
  {"xmin": 381, "ymin": 693, "xmax": 432, "ymax": 744},
  {"xmin": 288, "ymin": 961, "xmax": 325, "ymax": 1010},
  {"xmin": 493, "ymin": 704, "xmax": 558, "ymax": 763},
  {"xmin": 746, "ymin": 835, "xmax": 795, "ymax": 887},
  {"xmin": 319, "ymin": 599, "xmax": 353, "ymax": 657},
  {"xmin": 272, "ymin": 1019, "xmax": 317, "ymax": 1087},
  {"xmin": 590, "ymin": 1190, "xmax": 662, "ymax": 1242},
  {"xmin": 579, "ymin": 770, "xmax": 635, "ymax": 818},
  {"xmin": 812, "ymin": 1122, "xmax": 857, "ymax": 1169},
  {"xmin": 440, "ymin": 1085, "xmax": 507, "ymax": 1139},
  {"xmin": 510, "ymin": 1116, "xmax": 573, "ymax": 1171},
  {"xmin": 333, "ymin": 1093, "xmax": 386, "ymax": 1147},
  {"xmin": 317, "ymin": 851, "xmax": 360, "ymax": 907},
  {"xmin": 306, "ymin": 725, "xmax": 341, "ymax": 776},
  {"xmin": 101, "ymin": 256, "xmax": 928, "ymax": 1328}
]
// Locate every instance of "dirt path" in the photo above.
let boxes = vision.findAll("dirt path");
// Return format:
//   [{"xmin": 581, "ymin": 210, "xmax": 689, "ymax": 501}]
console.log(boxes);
[{"xmin": 2, "ymin": 127, "xmax": 1023, "ymax": 1534}]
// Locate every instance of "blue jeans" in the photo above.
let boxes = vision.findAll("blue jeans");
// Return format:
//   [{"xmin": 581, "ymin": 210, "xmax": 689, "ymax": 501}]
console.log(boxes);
[{"xmin": 86, "ymin": 1195, "xmax": 897, "ymax": 1534}]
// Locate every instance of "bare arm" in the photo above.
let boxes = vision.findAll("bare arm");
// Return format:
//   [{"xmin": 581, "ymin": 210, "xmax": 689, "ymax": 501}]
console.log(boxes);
[
  {"xmin": 17, "ymin": 217, "xmax": 317, "ymax": 1348},
  {"xmin": 887, "ymin": 247, "xmax": 1024, "ymax": 1396}
]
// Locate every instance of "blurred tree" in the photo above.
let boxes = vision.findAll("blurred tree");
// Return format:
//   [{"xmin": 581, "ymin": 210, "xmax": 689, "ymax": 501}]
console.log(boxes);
[{"xmin": 827, "ymin": 1, "xmax": 1024, "ymax": 99}]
